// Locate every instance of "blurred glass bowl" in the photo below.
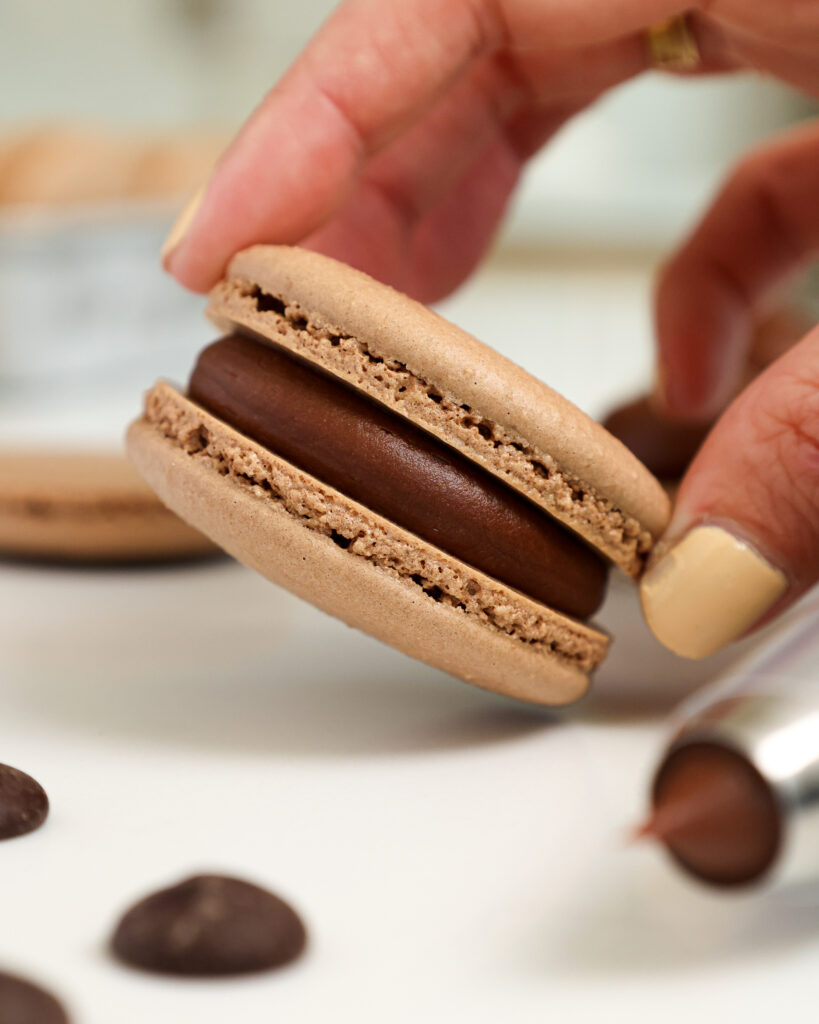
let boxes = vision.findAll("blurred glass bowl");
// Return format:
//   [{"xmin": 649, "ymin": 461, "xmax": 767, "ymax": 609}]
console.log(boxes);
[{"xmin": 0, "ymin": 201, "xmax": 206, "ymax": 391}]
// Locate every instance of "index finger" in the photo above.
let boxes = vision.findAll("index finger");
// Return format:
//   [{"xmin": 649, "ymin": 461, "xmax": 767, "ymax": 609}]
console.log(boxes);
[
  {"xmin": 164, "ymin": 0, "xmax": 690, "ymax": 291},
  {"xmin": 655, "ymin": 121, "xmax": 819, "ymax": 419}
]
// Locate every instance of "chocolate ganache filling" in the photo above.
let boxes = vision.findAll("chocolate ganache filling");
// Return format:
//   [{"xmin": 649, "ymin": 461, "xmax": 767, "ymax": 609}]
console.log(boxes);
[{"xmin": 189, "ymin": 333, "xmax": 607, "ymax": 619}]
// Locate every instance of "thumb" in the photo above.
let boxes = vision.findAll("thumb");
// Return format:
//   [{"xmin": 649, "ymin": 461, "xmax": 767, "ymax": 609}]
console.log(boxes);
[{"xmin": 641, "ymin": 325, "xmax": 819, "ymax": 658}]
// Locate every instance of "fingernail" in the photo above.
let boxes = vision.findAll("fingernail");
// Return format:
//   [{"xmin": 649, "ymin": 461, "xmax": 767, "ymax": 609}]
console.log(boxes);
[
  {"xmin": 651, "ymin": 360, "xmax": 670, "ymax": 412},
  {"xmin": 640, "ymin": 525, "xmax": 787, "ymax": 659},
  {"xmin": 652, "ymin": 360, "xmax": 709, "ymax": 420},
  {"xmin": 161, "ymin": 185, "xmax": 205, "ymax": 266}
]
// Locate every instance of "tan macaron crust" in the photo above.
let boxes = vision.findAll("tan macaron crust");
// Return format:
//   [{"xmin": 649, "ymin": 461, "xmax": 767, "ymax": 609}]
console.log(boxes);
[
  {"xmin": 128, "ymin": 246, "xmax": 669, "ymax": 705},
  {"xmin": 0, "ymin": 451, "xmax": 217, "ymax": 563}
]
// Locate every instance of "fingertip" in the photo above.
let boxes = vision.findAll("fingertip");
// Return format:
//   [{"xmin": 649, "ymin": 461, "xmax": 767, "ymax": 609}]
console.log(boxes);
[
  {"xmin": 655, "ymin": 358, "xmax": 723, "ymax": 421},
  {"xmin": 161, "ymin": 186, "xmax": 205, "ymax": 260},
  {"xmin": 162, "ymin": 241, "xmax": 224, "ymax": 294},
  {"xmin": 654, "ymin": 264, "xmax": 751, "ymax": 421},
  {"xmin": 650, "ymin": 356, "xmax": 723, "ymax": 425},
  {"xmin": 640, "ymin": 330, "xmax": 819, "ymax": 656},
  {"xmin": 640, "ymin": 524, "xmax": 788, "ymax": 658},
  {"xmin": 162, "ymin": 225, "xmax": 230, "ymax": 295}
]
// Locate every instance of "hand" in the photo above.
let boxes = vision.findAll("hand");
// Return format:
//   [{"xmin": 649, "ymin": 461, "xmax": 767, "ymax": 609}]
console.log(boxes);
[
  {"xmin": 160, "ymin": 0, "xmax": 819, "ymax": 299},
  {"xmin": 159, "ymin": 0, "xmax": 819, "ymax": 659},
  {"xmin": 641, "ymin": 123, "xmax": 819, "ymax": 658}
]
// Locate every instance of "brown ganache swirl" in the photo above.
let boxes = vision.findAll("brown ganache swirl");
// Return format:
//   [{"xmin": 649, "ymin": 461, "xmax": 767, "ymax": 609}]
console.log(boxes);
[{"xmin": 189, "ymin": 333, "xmax": 608, "ymax": 619}]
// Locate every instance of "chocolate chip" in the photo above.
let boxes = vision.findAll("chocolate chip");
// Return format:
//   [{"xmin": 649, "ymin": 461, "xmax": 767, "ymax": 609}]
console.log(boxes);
[
  {"xmin": 602, "ymin": 396, "xmax": 711, "ymax": 482},
  {"xmin": 111, "ymin": 874, "xmax": 307, "ymax": 976},
  {"xmin": 0, "ymin": 970, "xmax": 70, "ymax": 1024},
  {"xmin": 0, "ymin": 764, "xmax": 49, "ymax": 840}
]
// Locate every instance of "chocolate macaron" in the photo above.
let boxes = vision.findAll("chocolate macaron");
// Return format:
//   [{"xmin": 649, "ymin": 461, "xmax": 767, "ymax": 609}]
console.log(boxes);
[
  {"xmin": 0, "ymin": 451, "xmax": 217, "ymax": 563},
  {"xmin": 128, "ymin": 246, "xmax": 669, "ymax": 704}
]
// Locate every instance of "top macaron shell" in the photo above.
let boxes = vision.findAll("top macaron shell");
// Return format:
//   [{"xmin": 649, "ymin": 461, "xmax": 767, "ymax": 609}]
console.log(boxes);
[{"xmin": 208, "ymin": 246, "xmax": 669, "ymax": 577}]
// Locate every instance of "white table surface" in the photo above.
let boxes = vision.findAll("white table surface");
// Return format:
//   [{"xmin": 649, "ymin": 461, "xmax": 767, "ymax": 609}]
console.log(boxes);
[{"xmin": 1, "ymin": 251, "xmax": 817, "ymax": 1024}]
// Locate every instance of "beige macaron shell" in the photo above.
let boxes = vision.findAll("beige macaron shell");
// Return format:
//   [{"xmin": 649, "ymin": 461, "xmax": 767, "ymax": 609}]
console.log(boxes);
[
  {"xmin": 0, "ymin": 125, "xmax": 225, "ymax": 205},
  {"xmin": 207, "ymin": 246, "xmax": 670, "ymax": 571},
  {"xmin": 127, "ymin": 387, "xmax": 608, "ymax": 705},
  {"xmin": 0, "ymin": 452, "xmax": 217, "ymax": 561}
]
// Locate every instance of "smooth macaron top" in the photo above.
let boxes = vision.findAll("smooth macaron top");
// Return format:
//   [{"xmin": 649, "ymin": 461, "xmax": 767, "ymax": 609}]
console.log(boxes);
[
  {"xmin": 207, "ymin": 246, "xmax": 670, "ymax": 576},
  {"xmin": 0, "ymin": 451, "xmax": 170, "ymax": 507}
]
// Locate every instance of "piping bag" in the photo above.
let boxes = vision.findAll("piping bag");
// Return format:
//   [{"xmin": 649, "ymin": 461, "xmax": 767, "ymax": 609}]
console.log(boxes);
[{"xmin": 638, "ymin": 589, "xmax": 819, "ymax": 890}]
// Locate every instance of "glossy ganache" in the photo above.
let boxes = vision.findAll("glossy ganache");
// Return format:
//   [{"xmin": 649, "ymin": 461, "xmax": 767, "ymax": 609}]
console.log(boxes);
[{"xmin": 189, "ymin": 333, "xmax": 608, "ymax": 619}]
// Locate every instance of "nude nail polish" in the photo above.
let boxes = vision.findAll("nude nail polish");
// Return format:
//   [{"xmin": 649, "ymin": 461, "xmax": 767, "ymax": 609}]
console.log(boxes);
[
  {"xmin": 160, "ymin": 185, "xmax": 205, "ymax": 266},
  {"xmin": 640, "ymin": 525, "xmax": 787, "ymax": 659}
]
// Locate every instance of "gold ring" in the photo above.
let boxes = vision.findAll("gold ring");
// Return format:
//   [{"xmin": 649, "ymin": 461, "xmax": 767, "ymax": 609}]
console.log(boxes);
[{"xmin": 646, "ymin": 15, "xmax": 700, "ymax": 72}]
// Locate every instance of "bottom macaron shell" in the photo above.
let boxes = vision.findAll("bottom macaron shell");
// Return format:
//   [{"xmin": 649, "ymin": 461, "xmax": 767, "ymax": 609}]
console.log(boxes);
[{"xmin": 127, "ymin": 394, "xmax": 608, "ymax": 705}]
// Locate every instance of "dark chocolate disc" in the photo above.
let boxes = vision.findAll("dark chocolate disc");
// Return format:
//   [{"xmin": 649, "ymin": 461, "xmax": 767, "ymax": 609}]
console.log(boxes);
[
  {"xmin": 189, "ymin": 334, "xmax": 608, "ymax": 619},
  {"xmin": 0, "ymin": 764, "xmax": 49, "ymax": 840},
  {"xmin": 651, "ymin": 742, "xmax": 781, "ymax": 887},
  {"xmin": 111, "ymin": 874, "xmax": 307, "ymax": 976},
  {"xmin": 0, "ymin": 971, "xmax": 70, "ymax": 1024},
  {"xmin": 602, "ymin": 396, "xmax": 710, "ymax": 482}
]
